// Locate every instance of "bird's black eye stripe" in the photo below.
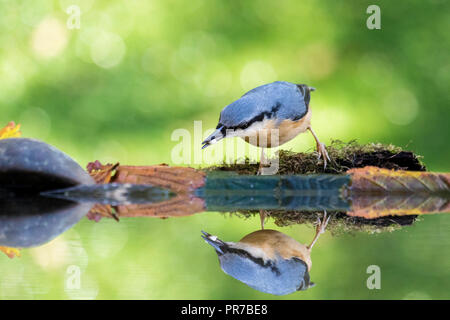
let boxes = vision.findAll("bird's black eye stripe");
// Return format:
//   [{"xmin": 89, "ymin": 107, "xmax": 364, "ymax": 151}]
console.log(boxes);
[
  {"xmin": 292, "ymin": 258, "xmax": 312, "ymax": 291},
  {"xmin": 296, "ymin": 84, "xmax": 311, "ymax": 107},
  {"xmin": 304, "ymin": 90, "xmax": 311, "ymax": 108},
  {"xmin": 223, "ymin": 247, "xmax": 281, "ymax": 275}
]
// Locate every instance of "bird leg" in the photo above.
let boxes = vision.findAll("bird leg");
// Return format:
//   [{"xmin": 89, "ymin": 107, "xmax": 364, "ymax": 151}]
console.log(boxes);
[
  {"xmin": 307, "ymin": 211, "xmax": 331, "ymax": 251},
  {"xmin": 307, "ymin": 126, "xmax": 330, "ymax": 169},
  {"xmin": 258, "ymin": 148, "xmax": 266, "ymax": 175},
  {"xmin": 258, "ymin": 148, "xmax": 269, "ymax": 228},
  {"xmin": 259, "ymin": 210, "xmax": 266, "ymax": 230}
]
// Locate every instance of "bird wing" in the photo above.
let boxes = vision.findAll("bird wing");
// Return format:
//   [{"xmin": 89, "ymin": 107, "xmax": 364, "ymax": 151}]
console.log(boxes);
[
  {"xmin": 218, "ymin": 81, "xmax": 308, "ymax": 131},
  {"xmin": 219, "ymin": 252, "xmax": 311, "ymax": 295}
]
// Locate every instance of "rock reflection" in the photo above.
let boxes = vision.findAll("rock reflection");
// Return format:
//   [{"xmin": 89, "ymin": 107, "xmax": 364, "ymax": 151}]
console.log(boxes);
[
  {"xmin": 202, "ymin": 212, "xmax": 330, "ymax": 295},
  {"xmin": 0, "ymin": 195, "xmax": 91, "ymax": 248}
]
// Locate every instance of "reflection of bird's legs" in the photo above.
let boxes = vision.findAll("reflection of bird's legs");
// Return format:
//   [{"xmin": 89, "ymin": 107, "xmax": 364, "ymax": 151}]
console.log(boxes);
[
  {"xmin": 258, "ymin": 147, "xmax": 266, "ymax": 175},
  {"xmin": 258, "ymin": 147, "xmax": 267, "ymax": 229},
  {"xmin": 307, "ymin": 211, "xmax": 331, "ymax": 251},
  {"xmin": 307, "ymin": 126, "xmax": 330, "ymax": 169},
  {"xmin": 259, "ymin": 210, "xmax": 266, "ymax": 230}
]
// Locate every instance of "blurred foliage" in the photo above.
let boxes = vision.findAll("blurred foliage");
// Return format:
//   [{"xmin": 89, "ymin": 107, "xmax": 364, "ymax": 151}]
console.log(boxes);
[{"xmin": 0, "ymin": 0, "xmax": 449, "ymax": 299}]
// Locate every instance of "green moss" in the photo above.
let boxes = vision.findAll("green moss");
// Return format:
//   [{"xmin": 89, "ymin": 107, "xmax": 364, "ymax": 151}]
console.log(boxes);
[{"xmin": 211, "ymin": 139, "xmax": 425, "ymax": 175}]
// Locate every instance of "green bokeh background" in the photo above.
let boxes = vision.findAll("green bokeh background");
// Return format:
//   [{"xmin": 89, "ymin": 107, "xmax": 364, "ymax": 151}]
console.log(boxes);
[{"xmin": 0, "ymin": 0, "xmax": 449, "ymax": 299}]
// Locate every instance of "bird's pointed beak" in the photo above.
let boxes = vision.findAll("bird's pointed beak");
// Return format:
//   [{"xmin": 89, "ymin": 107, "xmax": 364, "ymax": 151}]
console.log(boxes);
[
  {"xmin": 309, "ymin": 86, "xmax": 316, "ymax": 92},
  {"xmin": 201, "ymin": 231, "xmax": 225, "ymax": 254}
]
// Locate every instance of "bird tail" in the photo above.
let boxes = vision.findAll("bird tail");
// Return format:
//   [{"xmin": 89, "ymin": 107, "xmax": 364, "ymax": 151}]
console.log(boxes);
[
  {"xmin": 201, "ymin": 230, "xmax": 227, "ymax": 254},
  {"xmin": 201, "ymin": 127, "xmax": 225, "ymax": 149}
]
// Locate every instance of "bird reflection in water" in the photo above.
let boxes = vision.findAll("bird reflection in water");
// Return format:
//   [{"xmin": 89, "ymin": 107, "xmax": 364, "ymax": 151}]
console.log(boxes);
[{"xmin": 202, "ymin": 211, "xmax": 331, "ymax": 295}]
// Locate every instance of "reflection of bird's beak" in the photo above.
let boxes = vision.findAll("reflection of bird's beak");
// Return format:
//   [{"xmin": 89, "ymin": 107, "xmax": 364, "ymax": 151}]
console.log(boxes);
[{"xmin": 309, "ymin": 86, "xmax": 316, "ymax": 92}]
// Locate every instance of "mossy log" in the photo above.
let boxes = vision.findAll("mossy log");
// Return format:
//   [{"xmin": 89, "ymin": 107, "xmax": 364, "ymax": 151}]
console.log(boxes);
[{"xmin": 84, "ymin": 141, "xmax": 450, "ymax": 234}]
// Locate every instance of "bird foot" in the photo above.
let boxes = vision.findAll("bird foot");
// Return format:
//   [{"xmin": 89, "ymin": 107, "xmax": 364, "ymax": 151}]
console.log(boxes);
[
  {"xmin": 257, "ymin": 165, "xmax": 263, "ymax": 175},
  {"xmin": 315, "ymin": 211, "xmax": 331, "ymax": 235},
  {"xmin": 316, "ymin": 142, "xmax": 330, "ymax": 169},
  {"xmin": 307, "ymin": 211, "xmax": 331, "ymax": 251},
  {"xmin": 259, "ymin": 210, "xmax": 267, "ymax": 229}
]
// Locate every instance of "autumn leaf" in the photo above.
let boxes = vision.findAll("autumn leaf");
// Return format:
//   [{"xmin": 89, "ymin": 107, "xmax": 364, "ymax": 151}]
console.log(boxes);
[
  {"xmin": 0, "ymin": 246, "xmax": 21, "ymax": 259},
  {"xmin": 0, "ymin": 123, "xmax": 22, "ymax": 258},
  {"xmin": 0, "ymin": 121, "xmax": 21, "ymax": 139},
  {"xmin": 347, "ymin": 166, "xmax": 450, "ymax": 194},
  {"xmin": 347, "ymin": 166, "xmax": 450, "ymax": 218},
  {"xmin": 87, "ymin": 203, "xmax": 118, "ymax": 222},
  {"xmin": 86, "ymin": 160, "xmax": 119, "ymax": 184}
]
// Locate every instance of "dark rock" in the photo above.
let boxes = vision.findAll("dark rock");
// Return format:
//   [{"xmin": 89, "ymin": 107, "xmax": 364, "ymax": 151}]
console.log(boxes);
[{"xmin": 0, "ymin": 138, "xmax": 94, "ymax": 192}]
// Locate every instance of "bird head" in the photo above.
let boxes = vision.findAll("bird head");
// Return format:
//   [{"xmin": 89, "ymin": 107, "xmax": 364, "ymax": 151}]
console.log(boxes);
[
  {"xmin": 296, "ymin": 84, "xmax": 315, "ymax": 94},
  {"xmin": 202, "ymin": 230, "xmax": 315, "ymax": 295},
  {"xmin": 296, "ymin": 84, "xmax": 315, "ymax": 107}
]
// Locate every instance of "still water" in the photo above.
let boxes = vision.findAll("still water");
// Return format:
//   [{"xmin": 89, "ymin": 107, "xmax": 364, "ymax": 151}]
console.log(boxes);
[
  {"xmin": 1, "ymin": 191, "xmax": 449, "ymax": 299},
  {"xmin": 0, "ymin": 138, "xmax": 449, "ymax": 299}
]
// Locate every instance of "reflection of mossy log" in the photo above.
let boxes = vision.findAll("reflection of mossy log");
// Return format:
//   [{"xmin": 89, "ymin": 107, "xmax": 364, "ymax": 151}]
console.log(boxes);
[
  {"xmin": 82, "ymin": 140, "xmax": 449, "ymax": 234},
  {"xmin": 199, "ymin": 173, "xmax": 351, "ymax": 212},
  {"xmin": 211, "ymin": 140, "xmax": 428, "ymax": 233}
]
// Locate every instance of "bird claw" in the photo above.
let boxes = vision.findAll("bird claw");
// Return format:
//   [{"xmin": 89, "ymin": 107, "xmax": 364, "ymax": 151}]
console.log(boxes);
[
  {"xmin": 315, "ymin": 211, "xmax": 330, "ymax": 235},
  {"xmin": 257, "ymin": 166, "xmax": 263, "ymax": 175},
  {"xmin": 307, "ymin": 211, "xmax": 331, "ymax": 251},
  {"xmin": 259, "ymin": 210, "xmax": 267, "ymax": 230},
  {"xmin": 316, "ymin": 142, "xmax": 330, "ymax": 169}
]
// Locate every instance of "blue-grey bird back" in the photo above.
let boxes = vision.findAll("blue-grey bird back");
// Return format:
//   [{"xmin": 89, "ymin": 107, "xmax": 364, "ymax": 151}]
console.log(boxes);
[
  {"xmin": 218, "ymin": 81, "xmax": 309, "ymax": 130},
  {"xmin": 218, "ymin": 252, "xmax": 312, "ymax": 295}
]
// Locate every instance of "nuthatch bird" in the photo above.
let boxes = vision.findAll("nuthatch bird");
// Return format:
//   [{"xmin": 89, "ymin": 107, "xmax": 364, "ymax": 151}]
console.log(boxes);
[
  {"xmin": 202, "ymin": 81, "xmax": 330, "ymax": 168},
  {"xmin": 202, "ymin": 212, "xmax": 331, "ymax": 295}
]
